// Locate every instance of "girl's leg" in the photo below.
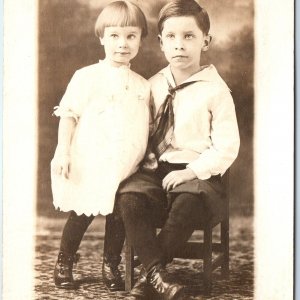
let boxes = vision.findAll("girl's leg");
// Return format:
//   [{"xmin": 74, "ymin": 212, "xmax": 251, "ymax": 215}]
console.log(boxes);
[
  {"xmin": 103, "ymin": 212, "xmax": 125, "ymax": 265},
  {"xmin": 102, "ymin": 212, "xmax": 126, "ymax": 291},
  {"xmin": 157, "ymin": 192, "xmax": 207, "ymax": 264},
  {"xmin": 54, "ymin": 211, "xmax": 94, "ymax": 289},
  {"xmin": 59, "ymin": 210, "xmax": 94, "ymax": 255}
]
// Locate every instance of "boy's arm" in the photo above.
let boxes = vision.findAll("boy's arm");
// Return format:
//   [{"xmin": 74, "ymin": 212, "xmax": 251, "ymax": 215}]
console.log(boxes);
[
  {"xmin": 163, "ymin": 89, "xmax": 239, "ymax": 190},
  {"xmin": 162, "ymin": 168, "xmax": 197, "ymax": 191},
  {"xmin": 51, "ymin": 117, "xmax": 76, "ymax": 178},
  {"xmin": 187, "ymin": 88, "xmax": 240, "ymax": 179}
]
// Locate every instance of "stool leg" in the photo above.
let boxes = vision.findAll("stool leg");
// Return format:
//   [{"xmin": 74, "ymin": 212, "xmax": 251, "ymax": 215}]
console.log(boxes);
[
  {"xmin": 221, "ymin": 220, "xmax": 229, "ymax": 278},
  {"xmin": 125, "ymin": 240, "xmax": 134, "ymax": 291},
  {"xmin": 203, "ymin": 224, "xmax": 212, "ymax": 295}
]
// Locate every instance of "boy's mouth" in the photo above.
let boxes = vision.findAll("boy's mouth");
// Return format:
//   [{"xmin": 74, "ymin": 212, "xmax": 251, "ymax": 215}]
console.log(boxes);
[
  {"xmin": 116, "ymin": 52, "xmax": 130, "ymax": 55},
  {"xmin": 173, "ymin": 55, "xmax": 188, "ymax": 59}
]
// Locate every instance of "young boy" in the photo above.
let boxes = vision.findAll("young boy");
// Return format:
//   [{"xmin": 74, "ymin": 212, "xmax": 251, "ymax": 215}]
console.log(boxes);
[{"xmin": 117, "ymin": 0, "xmax": 240, "ymax": 299}]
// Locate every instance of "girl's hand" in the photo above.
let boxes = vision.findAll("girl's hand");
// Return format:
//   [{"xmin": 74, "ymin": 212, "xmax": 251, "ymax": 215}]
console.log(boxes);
[
  {"xmin": 162, "ymin": 168, "xmax": 197, "ymax": 192},
  {"xmin": 51, "ymin": 154, "xmax": 71, "ymax": 179}
]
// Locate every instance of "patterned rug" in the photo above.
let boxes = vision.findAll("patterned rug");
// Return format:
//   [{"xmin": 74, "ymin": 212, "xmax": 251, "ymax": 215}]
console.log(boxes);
[{"xmin": 34, "ymin": 216, "xmax": 254, "ymax": 300}]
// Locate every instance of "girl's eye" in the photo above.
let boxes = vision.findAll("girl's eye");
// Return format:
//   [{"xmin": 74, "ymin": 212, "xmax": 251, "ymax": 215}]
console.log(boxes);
[
  {"xmin": 128, "ymin": 34, "xmax": 136, "ymax": 40},
  {"xmin": 111, "ymin": 34, "xmax": 118, "ymax": 38},
  {"xmin": 166, "ymin": 34, "xmax": 175, "ymax": 39}
]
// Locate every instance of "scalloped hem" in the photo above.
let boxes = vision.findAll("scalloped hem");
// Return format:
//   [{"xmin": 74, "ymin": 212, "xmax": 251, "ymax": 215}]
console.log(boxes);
[{"xmin": 53, "ymin": 204, "xmax": 112, "ymax": 217}]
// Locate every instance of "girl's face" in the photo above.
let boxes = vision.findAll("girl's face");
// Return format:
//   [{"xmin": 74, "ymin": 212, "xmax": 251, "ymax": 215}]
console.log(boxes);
[
  {"xmin": 100, "ymin": 26, "xmax": 142, "ymax": 67},
  {"xmin": 159, "ymin": 16, "xmax": 211, "ymax": 75}
]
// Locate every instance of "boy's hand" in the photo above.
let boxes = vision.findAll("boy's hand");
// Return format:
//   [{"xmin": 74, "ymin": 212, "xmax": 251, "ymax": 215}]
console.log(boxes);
[
  {"xmin": 141, "ymin": 152, "xmax": 158, "ymax": 172},
  {"xmin": 51, "ymin": 154, "xmax": 71, "ymax": 179},
  {"xmin": 162, "ymin": 168, "xmax": 197, "ymax": 192}
]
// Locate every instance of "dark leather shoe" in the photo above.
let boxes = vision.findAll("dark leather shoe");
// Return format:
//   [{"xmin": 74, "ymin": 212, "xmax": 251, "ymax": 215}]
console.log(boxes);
[
  {"xmin": 53, "ymin": 252, "xmax": 80, "ymax": 289},
  {"xmin": 125, "ymin": 268, "xmax": 151, "ymax": 299},
  {"xmin": 148, "ymin": 264, "xmax": 184, "ymax": 300},
  {"xmin": 102, "ymin": 257, "xmax": 125, "ymax": 291}
]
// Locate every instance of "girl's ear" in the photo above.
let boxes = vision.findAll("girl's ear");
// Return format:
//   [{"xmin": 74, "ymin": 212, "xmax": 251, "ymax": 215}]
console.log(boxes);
[
  {"xmin": 99, "ymin": 37, "xmax": 103, "ymax": 45},
  {"xmin": 202, "ymin": 34, "xmax": 212, "ymax": 51}
]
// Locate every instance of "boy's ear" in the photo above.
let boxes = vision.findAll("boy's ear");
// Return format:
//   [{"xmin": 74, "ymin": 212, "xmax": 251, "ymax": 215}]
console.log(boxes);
[
  {"xmin": 158, "ymin": 35, "xmax": 164, "ymax": 50},
  {"xmin": 202, "ymin": 34, "xmax": 212, "ymax": 52}
]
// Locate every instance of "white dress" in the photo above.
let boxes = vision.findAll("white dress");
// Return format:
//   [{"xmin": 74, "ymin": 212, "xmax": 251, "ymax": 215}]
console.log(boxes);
[{"xmin": 51, "ymin": 60, "xmax": 150, "ymax": 216}]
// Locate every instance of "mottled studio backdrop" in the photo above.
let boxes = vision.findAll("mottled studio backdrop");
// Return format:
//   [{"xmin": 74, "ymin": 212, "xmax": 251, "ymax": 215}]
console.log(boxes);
[{"xmin": 38, "ymin": 0, "xmax": 254, "ymax": 217}]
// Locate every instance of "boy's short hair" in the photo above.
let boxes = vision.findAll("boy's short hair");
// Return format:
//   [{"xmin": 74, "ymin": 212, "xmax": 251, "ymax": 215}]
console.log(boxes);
[
  {"xmin": 95, "ymin": 0, "xmax": 148, "ymax": 38},
  {"xmin": 158, "ymin": 0, "xmax": 210, "ymax": 35}
]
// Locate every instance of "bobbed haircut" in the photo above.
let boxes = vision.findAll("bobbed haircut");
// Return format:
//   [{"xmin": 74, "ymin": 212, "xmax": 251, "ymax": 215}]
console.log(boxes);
[
  {"xmin": 95, "ymin": 1, "xmax": 148, "ymax": 38},
  {"xmin": 158, "ymin": 0, "xmax": 210, "ymax": 35}
]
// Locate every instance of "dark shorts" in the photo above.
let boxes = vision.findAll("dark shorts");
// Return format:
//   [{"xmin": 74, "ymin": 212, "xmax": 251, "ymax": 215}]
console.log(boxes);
[{"xmin": 118, "ymin": 162, "xmax": 226, "ymax": 217}]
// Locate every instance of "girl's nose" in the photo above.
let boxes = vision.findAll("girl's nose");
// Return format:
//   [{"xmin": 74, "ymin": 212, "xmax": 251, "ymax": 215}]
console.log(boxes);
[{"xmin": 118, "ymin": 37, "xmax": 128, "ymax": 48}]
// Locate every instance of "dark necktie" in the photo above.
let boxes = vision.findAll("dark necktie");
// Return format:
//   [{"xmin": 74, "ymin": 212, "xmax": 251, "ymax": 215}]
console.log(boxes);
[{"xmin": 151, "ymin": 80, "xmax": 197, "ymax": 157}]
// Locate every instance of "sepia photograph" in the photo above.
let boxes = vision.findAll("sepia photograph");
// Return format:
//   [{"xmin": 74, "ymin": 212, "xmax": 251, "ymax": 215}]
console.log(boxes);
[{"xmin": 3, "ymin": 0, "xmax": 294, "ymax": 299}]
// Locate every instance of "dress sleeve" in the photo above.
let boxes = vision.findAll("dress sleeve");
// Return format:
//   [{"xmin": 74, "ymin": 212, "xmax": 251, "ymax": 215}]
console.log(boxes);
[
  {"xmin": 187, "ymin": 86, "xmax": 240, "ymax": 179},
  {"xmin": 53, "ymin": 70, "xmax": 87, "ymax": 122}
]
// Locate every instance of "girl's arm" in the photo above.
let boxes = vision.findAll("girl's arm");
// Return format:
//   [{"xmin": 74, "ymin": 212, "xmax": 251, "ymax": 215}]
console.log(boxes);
[
  {"xmin": 51, "ymin": 117, "xmax": 76, "ymax": 179},
  {"xmin": 141, "ymin": 90, "xmax": 159, "ymax": 172}
]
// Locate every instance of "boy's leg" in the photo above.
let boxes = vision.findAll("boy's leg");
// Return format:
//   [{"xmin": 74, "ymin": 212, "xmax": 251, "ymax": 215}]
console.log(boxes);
[
  {"xmin": 54, "ymin": 210, "xmax": 94, "ymax": 289},
  {"xmin": 117, "ymin": 192, "xmax": 162, "ymax": 271},
  {"xmin": 102, "ymin": 212, "xmax": 126, "ymax": 291},
  {"xmin": 117, "ymin": 192, "xmax": 184, "ymax": 299},
  {"xmin": 157, "ymin": 192, "xmax": 207, "ymax": 264}
]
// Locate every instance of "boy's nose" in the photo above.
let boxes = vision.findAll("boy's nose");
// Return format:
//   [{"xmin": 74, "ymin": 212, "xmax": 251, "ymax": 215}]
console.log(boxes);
[{"xmin": 174, "ymin": 38, "xmax": 184, "ymax": 50}]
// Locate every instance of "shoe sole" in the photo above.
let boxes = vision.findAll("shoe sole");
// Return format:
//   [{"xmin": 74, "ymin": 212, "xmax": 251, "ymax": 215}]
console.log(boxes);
[
  {"xmin": 103, "ymin": 281, "xmax": 125, "ymax": 292},
  {"xmin": 54, "ymin": 282, "xmax": 79, "ymax": 290},
  {"xmin": 155, "ymin": 285, "xmax": 185, "ymax": 300},
  {"xmin": 172, "ymin": 286, "xmax": 185, "ymax": 300}
]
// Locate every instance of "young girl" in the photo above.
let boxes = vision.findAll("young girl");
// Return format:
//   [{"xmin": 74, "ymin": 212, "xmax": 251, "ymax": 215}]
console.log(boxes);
[{"xmin": 50, "ymin": 1, "xmax": 149, "ymax": 290}]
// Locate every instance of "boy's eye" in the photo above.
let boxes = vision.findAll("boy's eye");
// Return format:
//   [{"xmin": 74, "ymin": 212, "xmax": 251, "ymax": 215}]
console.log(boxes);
[{"xmin": 185, "ymin": 34, "xmax": 194, "ymax": 39}]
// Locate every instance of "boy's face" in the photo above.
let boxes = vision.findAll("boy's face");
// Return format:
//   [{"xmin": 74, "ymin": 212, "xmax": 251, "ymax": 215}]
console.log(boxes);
[
  {"xmin": 100, "ymin": 26, "xmax": 142, "ymax": 67},
  {"xmin": 159, "ymin": 16, "xmax": 211, "ymax": 74}
]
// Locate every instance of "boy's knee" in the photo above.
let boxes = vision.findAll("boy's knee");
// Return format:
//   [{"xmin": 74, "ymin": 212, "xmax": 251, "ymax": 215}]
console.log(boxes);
[
  {"xmin": 117, "ymin": 192, "xmax": 148, "ymax": 217},
  {"xmin": 172, "ymin": 193, "xmax": 202, "ymax": 210},
  {"xmin": 170, "ymin": 193, "xmax": 206, "ymax": 222}
]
